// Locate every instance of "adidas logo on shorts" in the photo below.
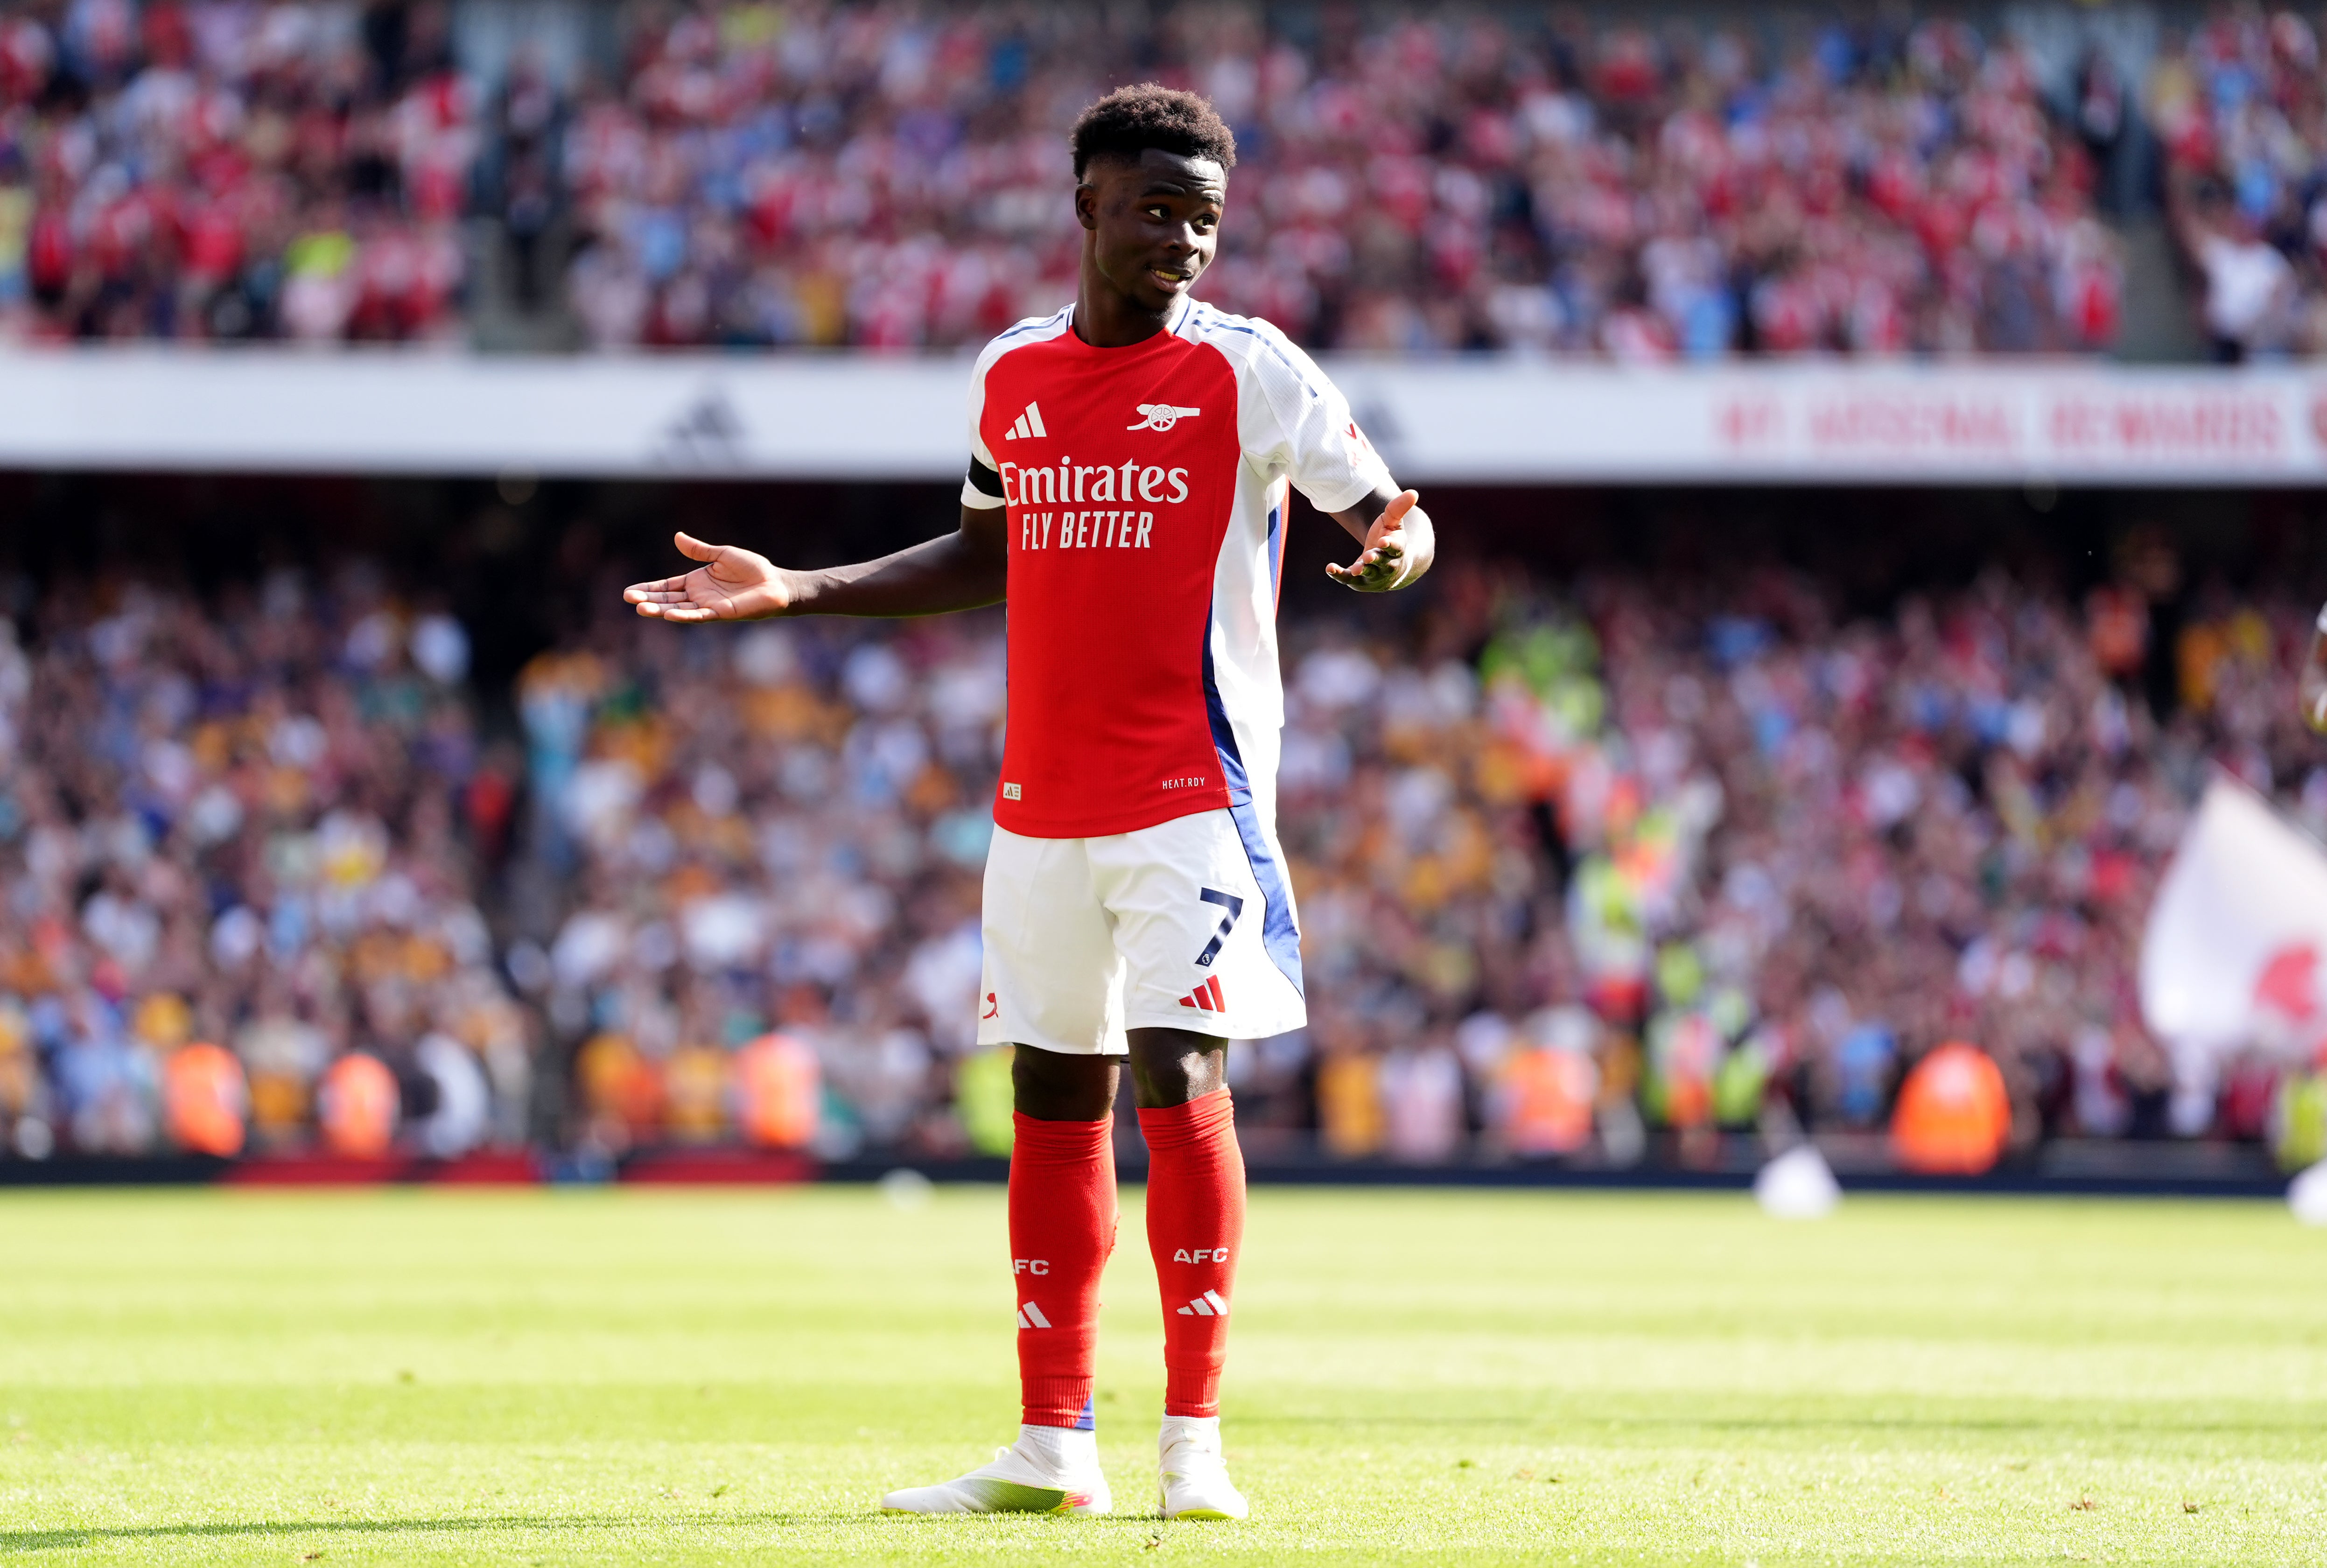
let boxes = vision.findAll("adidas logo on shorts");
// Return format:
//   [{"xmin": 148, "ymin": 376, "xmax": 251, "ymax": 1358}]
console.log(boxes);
[
  {"xmin": 1174, "ymin": 1290, "xmax": 1230, "ymax": 1318},
  {"xmin": 1178, "ymin": 977, "xmax": 1227, "ymax": 1012}
]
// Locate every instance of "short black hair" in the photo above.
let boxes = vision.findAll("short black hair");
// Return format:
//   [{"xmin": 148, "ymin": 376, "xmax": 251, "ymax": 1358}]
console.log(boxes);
[{"xmin": 1070, "ymin": 83, "xmax": 1237, "ymax": 180}]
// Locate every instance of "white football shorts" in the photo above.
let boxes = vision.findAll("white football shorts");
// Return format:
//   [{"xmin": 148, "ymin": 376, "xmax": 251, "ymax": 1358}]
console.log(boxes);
[{"xmin": 976, "ymin": 806, "xmax": 1307, "ymax": 1055}]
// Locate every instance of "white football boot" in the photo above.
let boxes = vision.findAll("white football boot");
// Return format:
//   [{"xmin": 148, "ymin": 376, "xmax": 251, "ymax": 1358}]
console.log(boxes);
[
  {"xmin": 881, "ymin": 1424, "xmax": 1112, "ymax": 1515},
  {"xmin": 1156, "ymin": 1414, "xmax": 1248, "ymax": 1520}
]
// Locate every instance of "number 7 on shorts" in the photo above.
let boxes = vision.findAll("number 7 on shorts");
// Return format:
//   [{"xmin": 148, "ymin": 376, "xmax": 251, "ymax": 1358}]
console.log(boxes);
[{"xmin": 1194, "ymin": 888, "xmax": 1244, "ymax": 968}]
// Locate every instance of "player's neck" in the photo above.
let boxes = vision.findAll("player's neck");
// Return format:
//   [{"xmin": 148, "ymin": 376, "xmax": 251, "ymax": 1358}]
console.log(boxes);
[{"xmin": 1073, "ymin": 255, "xmax": 1177, "ymax": 348}]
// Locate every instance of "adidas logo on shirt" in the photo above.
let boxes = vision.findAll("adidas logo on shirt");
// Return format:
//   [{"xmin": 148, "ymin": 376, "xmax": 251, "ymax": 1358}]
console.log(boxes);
[
  {"xmin": 1004, "ymin": 401, "xmax": 1048, "ymax": 440},
  {"xmin": 1178, "ymin": 977, "xmax": 1227, "ymax": 1013},
  {"xmin": 1174, "ymin": 1290, "xmax": 1230, "ymax": 1318},
  {"xmin": 1016, "ymin": 1302, "xmax": 1052, "ymax": 1330}
]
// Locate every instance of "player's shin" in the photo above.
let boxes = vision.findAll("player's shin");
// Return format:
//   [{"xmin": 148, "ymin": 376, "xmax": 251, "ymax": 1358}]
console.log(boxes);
[
  {"xmin": 1009, "ymin": 1110, "xmax": 1118, "ymax": 1428},
  {"xmin": 1138, "ymin": 1088, "xmax": 1245, "ymax": 1417}
]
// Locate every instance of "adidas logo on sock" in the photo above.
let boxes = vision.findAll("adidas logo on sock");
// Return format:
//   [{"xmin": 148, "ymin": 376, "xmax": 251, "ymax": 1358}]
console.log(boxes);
[
  {"xmin": 1178, "ymin": 977, "xmax": 1227, "ymax": 1012},
  {"xmin": 1004, "ymin": 401, "xmax": 1048, "ymax": 441},
  {"xmin": 1174, "ymin": 1290, "xmax": 1230, "ymax": 1318},
  {"xmin": 1016, "ymin": 1302, "xmax": 1052, "ymax": 1330}
]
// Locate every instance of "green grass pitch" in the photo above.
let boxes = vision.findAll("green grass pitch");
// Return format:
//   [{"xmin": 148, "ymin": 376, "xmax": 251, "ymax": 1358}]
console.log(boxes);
[{"xmin": 1, "ymin": 1186, "xmax": 2324, "ymax": 1565}]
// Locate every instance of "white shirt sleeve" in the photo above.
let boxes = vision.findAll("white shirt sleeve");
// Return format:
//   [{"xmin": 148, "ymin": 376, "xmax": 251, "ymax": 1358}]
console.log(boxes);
[
  {"xmin": 960, "ymin": 339, "xmax": 1007, "ymax": 511},
  {"xmin": 1231, "ymin": 317, "xmax": 1394, "ymax": 514}
]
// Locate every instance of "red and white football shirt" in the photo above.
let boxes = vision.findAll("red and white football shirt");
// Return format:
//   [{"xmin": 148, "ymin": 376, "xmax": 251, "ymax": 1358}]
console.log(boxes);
[{"xmin": 960, "ymin": 295, "xmax": 1391, "ymax": 841}]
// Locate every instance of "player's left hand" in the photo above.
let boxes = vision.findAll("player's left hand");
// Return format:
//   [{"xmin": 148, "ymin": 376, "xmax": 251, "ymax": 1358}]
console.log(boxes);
[
  {"xmin": 1327, "ymin": 490, "xmax": 1430, "ymax": 592},
  {"xmin": 2304, "ymin": 618, "xmax": 2327, "ymax": 734}
]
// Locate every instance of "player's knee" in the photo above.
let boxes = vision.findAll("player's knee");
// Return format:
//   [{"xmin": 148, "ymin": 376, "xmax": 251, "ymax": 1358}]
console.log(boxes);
[
  {"xmin": 1011, "ymin": 1045, "xmax": 1117, "ymax": 1121},
  {"xmin": 1126, "ymin": 1030, "xmax": 1226, "ymax": 1109}
]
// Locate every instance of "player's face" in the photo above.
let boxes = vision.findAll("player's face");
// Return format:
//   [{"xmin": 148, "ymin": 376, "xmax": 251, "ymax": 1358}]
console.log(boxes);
[{"xmin": 1078, "ymin": 149, "xmax": 1225, "ymax": 312}]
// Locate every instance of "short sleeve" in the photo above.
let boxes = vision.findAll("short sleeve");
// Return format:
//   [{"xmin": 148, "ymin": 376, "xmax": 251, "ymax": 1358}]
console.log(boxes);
[
  {"xmin": 1232, "ymin": 320, "xmax": 1393, "ymax": 514},
  {"xmin": 960, "ymin": 343, "xmax": 1007, "ymax": 510},
  {"xmin": 961, "ymin": 461, "xmax": 1005, "ymax": 510}
]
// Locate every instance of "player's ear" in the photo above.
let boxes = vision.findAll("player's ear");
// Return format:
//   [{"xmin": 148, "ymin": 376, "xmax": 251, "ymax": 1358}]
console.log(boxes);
[{"xmin": 1074, "ymin": 177, "xmax": 1100, "ymax": 231}]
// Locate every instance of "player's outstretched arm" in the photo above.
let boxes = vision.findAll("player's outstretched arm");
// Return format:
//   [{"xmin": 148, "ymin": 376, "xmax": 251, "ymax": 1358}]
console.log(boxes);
[
  {"xmin": 1325, "ymin": 487, "xmax": 1435, "ymax": 593},
  {"xmin": 2302, "ymin": 606, "xmax": 2327, "ymax": 734},
  {"xmin": 623, "ymin": 507, "xmax": 1008, "ymax": 622}
]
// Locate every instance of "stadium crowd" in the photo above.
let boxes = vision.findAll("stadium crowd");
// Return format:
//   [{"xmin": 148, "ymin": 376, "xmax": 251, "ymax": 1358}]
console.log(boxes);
[
  {"xmin": 5, "ymin": 542, "xmax": 2324, "ymax": 1167},
  {"xmin": 0, "ymin": 0, "xmax": 2166, "ymax": 355},
  {"xmin": 0, "ymin": 0, "xmax": 475, "ymax": 341},
  {"xmin": 556, "ymin": 4, "xmax": 2121, "ymax": 354},
  {"xmin": 0, "ymin": 567, "xmax": 528, "ymax": 1158},
  {"xmin": 2151, "ymin": 7, "xmax": 2327, "ymax": 359}
]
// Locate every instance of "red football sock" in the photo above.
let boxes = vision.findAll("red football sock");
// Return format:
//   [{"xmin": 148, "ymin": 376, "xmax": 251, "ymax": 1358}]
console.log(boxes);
[
  {"xmin": 1009, "ymin": 1111, "xmax": 1117, "ymax": 1428},
  {"xmin": 1140, "ymin": 1089, "xmax": 1246, "ymax": 1418}
]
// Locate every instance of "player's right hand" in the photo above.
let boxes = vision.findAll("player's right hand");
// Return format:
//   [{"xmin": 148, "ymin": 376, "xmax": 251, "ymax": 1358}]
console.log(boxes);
[{"xmin": 623, "ymin": 532, "xmax": 792, "ymax": 621}]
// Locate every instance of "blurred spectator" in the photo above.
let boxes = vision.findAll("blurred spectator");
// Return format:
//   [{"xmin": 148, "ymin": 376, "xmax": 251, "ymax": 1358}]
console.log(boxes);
[
  {"xmin": 474, "ymin": 40, "xmax": 562, "ymax": 313},
  {"xmin": 2151, "ymin": 8, "xmax": 2327, "ymax": 358},
  {"xmin": 2193, "ymin": 213, "xmax": 2295, "ymax": 361}
]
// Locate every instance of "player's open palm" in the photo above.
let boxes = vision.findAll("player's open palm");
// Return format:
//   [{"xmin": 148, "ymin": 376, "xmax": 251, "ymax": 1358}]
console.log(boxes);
[
  {"xmin": 624, "ymin": 532, "xmax": 791, "ymax": 622},
  {"xmin": 1326, "ymin": 490, "xmax": 1426, "ymax": 592}
]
